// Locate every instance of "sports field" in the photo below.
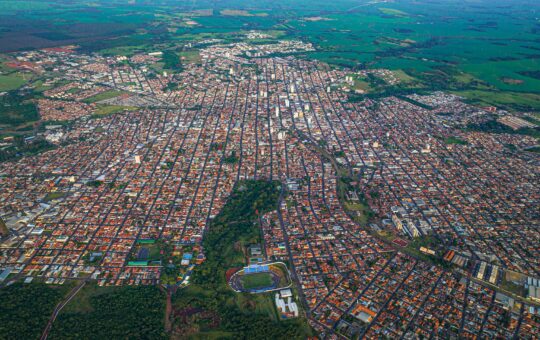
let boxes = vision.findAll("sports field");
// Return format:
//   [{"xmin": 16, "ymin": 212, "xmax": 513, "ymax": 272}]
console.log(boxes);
[{"xmin": 240, "ymin": 273, "xmax": 273, "ymax": 290}]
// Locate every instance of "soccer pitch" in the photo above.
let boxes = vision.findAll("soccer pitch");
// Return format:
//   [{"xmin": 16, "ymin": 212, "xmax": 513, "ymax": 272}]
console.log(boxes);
[{"xmin": 240, "ymin": 273, "xmax": 273, "ymax": 290}]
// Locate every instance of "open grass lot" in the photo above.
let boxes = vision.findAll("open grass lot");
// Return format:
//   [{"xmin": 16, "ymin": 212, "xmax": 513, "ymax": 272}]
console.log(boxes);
[
  {"xmin": 43, "ymin": 191, "xmax": 67, "ymax": 202},
  {"xmin": 82, "ymin": 90, "xmax": 125, "ymax": 103},
  {"xmin": 378, "ymin": 8, "xmax": 409, "ymax": 18},
  {"xmin": 501, "ymin": 272, "xmax": 527, "ymax": 297},
  {"xmin": 392, "ymin": 70, "xmax": 416, "ymax": 84},
  {"xmin": 0, "ymin": 74, "xmax": 28, "ymax": 91},
  {"xmin": 351, "ymin": 75, "xmax": 373, "ymax": 93},
  {"xmin": 0, "ymin": 217, "xmax": 8, "ymax": 235},
  {"xmin": 60, "ymin": 283, "xmax": 117, "ymax": 314},
  {"xmin": 444, "ymin": 136, "xmax": 468, "ymax": 145},
  {"xmin": 454, "ymin": 90, "xmax": 540, "ymax": 112},
  {"xmin": 343, "ymin": 201, "xmax": 372, "ymax": 225},
  {"xmin": 93, "ymin": 104, "xmax": 137, "ymax": 116},
  {"xmin": 270, "ymin": 263, "xmax": 292, "ymax": 287},
  {"xmin": 180, "ymin": 50, "xmax": 202, "ymax": 64}
]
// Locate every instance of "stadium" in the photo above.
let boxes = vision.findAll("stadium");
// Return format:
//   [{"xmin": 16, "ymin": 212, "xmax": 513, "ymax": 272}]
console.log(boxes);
[{"xmin": 228, "ymin": 262, "xmax": 291, "ymax": 293}]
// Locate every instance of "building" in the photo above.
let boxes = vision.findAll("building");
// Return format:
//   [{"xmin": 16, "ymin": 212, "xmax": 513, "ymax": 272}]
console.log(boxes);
[
  {"xmin": 0, "ymin": 267, "xmax": 12, "ymax": 282},
  {"xmin": 249, "ymin": 244, "xmax": 262, "ymax": 257},
  {"xmin": 528, "ymin": 286, "xmax": 540, "ymax": 302}
]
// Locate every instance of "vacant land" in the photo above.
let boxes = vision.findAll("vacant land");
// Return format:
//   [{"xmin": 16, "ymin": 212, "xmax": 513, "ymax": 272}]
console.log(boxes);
[
  {"xmin": 180, "ymin": 50, "xmax": 202, "ymax": 64},
  {"xmin": 93, "ymin": 104, "xmax": 136, "ymax": 116},
  {"xmin": 43, "ymin": 191, "xmax": 67, "ymax": 202},
  {"xmin": 379, "ymin": 8, "xmax": 409, "ymax": 17},
  {"xmin": 0, "ymin": 74, "xmax": 28, "ymax": 91},
  {"xmin": 0, "ymin": 217, "xmax": 8, "ymax": 235},
  {"xmin": 455, "ymin": 90, "xmax": 540, "ymax": 111},
  {"xmin": 444, "ymin": 136, "xmax": 468, "ymax": 145},
  {"xmin": 83, "ymin": 90, "xmax": 125, "ymax": 104}
]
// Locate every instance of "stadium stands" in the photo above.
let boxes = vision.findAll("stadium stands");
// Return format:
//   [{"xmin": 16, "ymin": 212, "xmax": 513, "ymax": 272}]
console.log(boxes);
[{"xmin": 244, "ymin": 264, "xmax": 269, "ymax": 274}]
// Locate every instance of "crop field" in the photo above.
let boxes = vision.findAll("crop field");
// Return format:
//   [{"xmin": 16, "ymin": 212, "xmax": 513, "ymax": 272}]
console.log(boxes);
[{"xmin": 1, "ymin": 0, "xmax": 537, "ymax": 108}]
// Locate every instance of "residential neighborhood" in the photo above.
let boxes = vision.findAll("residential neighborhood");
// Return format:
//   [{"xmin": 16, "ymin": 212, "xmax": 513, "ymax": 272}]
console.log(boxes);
[{"xmin": 1, "ymin": 40, "xmax": 539, "ymax": 339}]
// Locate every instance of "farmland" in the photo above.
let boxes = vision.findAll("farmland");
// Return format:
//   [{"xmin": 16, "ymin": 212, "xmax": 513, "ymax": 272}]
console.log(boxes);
[{"xmin": 0, "ymin": 0, "xmax": 538, "ymax": 109}]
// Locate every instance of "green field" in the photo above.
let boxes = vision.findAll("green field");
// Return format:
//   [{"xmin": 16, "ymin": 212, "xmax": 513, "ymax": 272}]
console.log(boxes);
[
  {"xmin": 444, "ymin": 136, "xmax": 468, "ymax": 145},
  {"xmin": 453, "ymin": 90, "xmax": 540, "ymax": 112},
  {"xmin": 43, "ymin": 191, "xmax": 67, "ymax": 202},
  {"xmin": 240, "ymin": 273, "xmax": 273, "ymax": 290},
  {"xmin": 0, "ymin": 74, "xmax": 28, "ymax": 91},
  {"xmin": 0, "ymin": 0, "xmax": 537, "ymax": 108},
  {"xmin": 288, "ymin": 0, "xmax": 540, "ymax": 109},
  {"xmin": 352, "ymin": 77, "xmax": 372, "ymax": 93},
  {"xmin": 93, "ymin": 104, "xmax": 137, "ymax": 116},
  {"xmin": 179, "ymin": 50, "xmax": 201, "ymax": 64},
  {"xmin": 379, "ymin": 8, "xmax": 409, "ymax": 18},
  {"xmin": 82, "ymin": 90, "xmax": 126, "ymax": 103}
]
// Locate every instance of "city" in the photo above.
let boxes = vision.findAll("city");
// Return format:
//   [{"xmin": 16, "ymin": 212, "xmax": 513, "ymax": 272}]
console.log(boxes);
[{"xmin": 1, "ymin": 37, "xmax": 539, "ymax": 338}]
